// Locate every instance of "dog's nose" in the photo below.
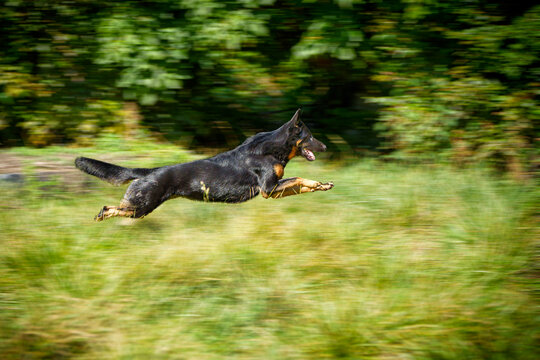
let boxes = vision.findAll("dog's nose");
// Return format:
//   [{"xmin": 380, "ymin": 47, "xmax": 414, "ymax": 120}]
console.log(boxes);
[{"xmin": 321, "ymin": 143, "xmax": 327, "ymax": 152}]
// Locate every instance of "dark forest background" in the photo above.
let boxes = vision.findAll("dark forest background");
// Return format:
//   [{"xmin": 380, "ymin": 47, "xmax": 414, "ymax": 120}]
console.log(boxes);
[{"xmin": 1, "ymin": 0, "xmax": 538, "ymax": 174}]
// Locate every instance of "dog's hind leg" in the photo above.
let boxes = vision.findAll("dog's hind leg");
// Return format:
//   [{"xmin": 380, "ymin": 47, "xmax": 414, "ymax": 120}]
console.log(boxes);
[
  {"xmin": 94, "ymin": 176, "xmax": 169, "ymax": 221},
  {"xmin": 94, "ymin": 204, "xmax": 136, "ymax": 222}
]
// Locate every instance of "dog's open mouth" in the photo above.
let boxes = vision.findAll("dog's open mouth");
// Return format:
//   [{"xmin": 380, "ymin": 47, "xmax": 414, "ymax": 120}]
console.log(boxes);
[{"xmin": 302, "ymin": 148, "xmax": 316, "ymax": 161}]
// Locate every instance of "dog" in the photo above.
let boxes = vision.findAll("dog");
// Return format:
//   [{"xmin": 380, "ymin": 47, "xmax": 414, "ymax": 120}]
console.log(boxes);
[{"xmin": 75, "ymin": 109, "xmax": 334, "ymax": 221}]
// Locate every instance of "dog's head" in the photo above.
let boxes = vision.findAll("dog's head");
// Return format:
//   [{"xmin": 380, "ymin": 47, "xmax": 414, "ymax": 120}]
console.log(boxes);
[{"xmin": 283, "ymin": 109, "xmax": 326, "ymax": 161}]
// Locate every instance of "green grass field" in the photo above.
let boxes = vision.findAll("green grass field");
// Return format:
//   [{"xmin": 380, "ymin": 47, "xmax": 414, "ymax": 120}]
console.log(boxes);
[{"xmin": 0, "ymin": 142, "xmax": 538, "ymax": 359}]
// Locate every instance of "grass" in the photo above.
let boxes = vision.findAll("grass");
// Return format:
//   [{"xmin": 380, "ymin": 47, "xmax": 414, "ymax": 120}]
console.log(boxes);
[{"xmin": 0, "ymin": 142, "xmax": 538, "ymax": 359}]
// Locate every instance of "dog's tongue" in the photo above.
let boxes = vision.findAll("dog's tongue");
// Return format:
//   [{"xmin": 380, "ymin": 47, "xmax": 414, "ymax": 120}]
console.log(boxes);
[{"xmin": 303, "ymin": 148, "xmax": 316, "ymax": 161}]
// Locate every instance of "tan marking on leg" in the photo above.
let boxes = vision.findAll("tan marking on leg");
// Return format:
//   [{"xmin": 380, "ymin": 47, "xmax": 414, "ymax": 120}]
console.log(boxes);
[
  {"xmin": 261, "ymin": 182, "xmax": 280, "ymax": 198},
  {"xmin": 95, "ymin": 206, "xmax": 135, "ymax": 221},
  {"xmin": 261, "ymin": 177, "xmax": 333, "ymax": 199}
]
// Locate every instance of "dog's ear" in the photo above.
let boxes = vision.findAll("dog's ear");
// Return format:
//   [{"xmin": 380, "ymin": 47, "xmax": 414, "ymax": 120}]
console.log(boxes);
[
  {"xmin": 287, "ymin": 108, "xmax": 302, "ymax": 127},
  {"xmin": 277, "ymin": 108, "xmax": 302, "ymax": 136}
]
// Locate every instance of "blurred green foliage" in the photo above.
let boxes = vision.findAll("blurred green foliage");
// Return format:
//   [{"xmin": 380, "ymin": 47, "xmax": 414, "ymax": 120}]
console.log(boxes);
[{"xmin": 0, "ymin": 0, "xmax": 538, "ymax": 173}]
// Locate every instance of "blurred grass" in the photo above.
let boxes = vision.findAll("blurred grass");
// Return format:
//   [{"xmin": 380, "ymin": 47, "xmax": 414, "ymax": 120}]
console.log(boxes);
[{"xmin": 0, "ymin": 143, "xmax": 538, "ymax": 359}]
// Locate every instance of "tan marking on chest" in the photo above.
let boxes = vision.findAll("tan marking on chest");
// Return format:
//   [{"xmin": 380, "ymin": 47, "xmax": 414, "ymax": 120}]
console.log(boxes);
[
  {"xmin": 273, "ymin": 164, "xmax": 284, "ymax": 179},
  {"xmin": 287, "ymin": 139, "xmax": 303, "ymax": 160},
  {"xmin": 287, "ymin": 147, "xmax": 297, "ymax": 160}
]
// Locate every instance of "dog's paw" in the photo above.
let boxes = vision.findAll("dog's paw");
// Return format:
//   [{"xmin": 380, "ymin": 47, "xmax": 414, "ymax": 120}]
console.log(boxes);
[
  {"xmin": 94, "ymin": 206, "xmax": 108, "ymax": 222},
  {"xmin": 316, "ymin": 182, "xmax": 334, "ymax": 191}
]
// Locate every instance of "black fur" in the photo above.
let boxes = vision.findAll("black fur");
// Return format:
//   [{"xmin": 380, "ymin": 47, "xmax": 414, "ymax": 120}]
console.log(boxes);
[
  {"xmin": 75, "ymin": 157, "xmax": 156, "ymax": 185},
  {"xmin": 76, "ymin": 109, "xmax": 331, "ymax": 220}
]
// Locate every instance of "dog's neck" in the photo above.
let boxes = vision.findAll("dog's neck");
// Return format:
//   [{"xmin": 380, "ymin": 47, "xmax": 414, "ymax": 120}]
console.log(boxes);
[{"xmin": 266, "ymin": 142, "xmax": 297, "ymax": 165}]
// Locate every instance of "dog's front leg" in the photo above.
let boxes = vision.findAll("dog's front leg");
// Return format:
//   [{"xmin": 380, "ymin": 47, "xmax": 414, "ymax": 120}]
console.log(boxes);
[{"xmin": 261, "ymin": 177, "xmax": 333, "ymax": 199}]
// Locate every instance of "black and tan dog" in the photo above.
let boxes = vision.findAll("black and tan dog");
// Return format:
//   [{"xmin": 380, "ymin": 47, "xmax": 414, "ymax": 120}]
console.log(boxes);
[{"xmin": 75, "ymin": 109, "xmax": 334, "ymax": 221}]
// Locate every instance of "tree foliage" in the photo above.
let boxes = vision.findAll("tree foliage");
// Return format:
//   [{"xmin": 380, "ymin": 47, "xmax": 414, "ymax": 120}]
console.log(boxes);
[{"xmin": 0, "ymin": 0, "xmax": 538, "ymax": 172}]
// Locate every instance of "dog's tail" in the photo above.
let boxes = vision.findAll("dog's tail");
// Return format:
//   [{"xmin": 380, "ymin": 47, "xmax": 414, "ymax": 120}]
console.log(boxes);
[{"xmin": 75, "ymin": 157, "xmax": 158, "ymax": 185}]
